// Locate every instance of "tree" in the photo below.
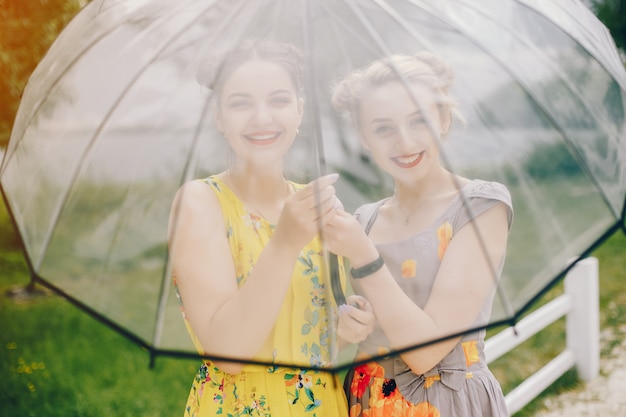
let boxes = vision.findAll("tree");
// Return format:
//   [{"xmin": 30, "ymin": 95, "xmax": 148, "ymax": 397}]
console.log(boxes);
[{"xmin": 0, "ymin": 0, "xmax": 84, "ymax": 148}]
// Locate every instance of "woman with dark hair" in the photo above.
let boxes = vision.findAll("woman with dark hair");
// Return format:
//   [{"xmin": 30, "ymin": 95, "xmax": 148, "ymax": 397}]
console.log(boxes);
[{"xmin": 167, "ymin": 39, "xmax": 372, "ymax": 417}]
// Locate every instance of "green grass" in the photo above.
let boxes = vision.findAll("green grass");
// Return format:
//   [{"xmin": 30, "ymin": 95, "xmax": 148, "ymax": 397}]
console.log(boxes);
[
  {"xmin": 0, "ymin": 196, "xmax": 199, "ymax": 416},
  {"xmin": 0, "ymin": 252, "xmax": 199, "ymax": 417},
  {"xmin": 1, "ymin": 194, "xmax": 625, "ymax": 416}
]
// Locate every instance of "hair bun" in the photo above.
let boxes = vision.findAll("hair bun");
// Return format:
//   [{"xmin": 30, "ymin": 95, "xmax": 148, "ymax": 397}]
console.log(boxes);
[
  {"xmin": 414, "ymin": 51, "xmax": 454, "ymax": 91},
  {"xmin": 195, "ymin": 39, "xmax": 305, "ymax": 96}
]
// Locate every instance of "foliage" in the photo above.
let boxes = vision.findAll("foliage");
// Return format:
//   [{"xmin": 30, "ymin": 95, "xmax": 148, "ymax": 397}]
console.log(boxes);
[
  {"xmin": 592, "ymin": 0, "xmax": 626, "ymax": 51},
  {"xmin": 521, "ymin": 141, "xmax": 586, "ymax": 180},
  {"xmin": 0, "ymin": 0, "xmax": 84, "ymax": 147}
]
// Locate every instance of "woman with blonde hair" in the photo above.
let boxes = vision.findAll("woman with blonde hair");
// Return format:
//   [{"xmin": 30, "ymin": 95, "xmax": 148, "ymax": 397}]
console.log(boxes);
[{"xmin": 325, "ymin": 52, "xmax": 513, "ymax": 416}]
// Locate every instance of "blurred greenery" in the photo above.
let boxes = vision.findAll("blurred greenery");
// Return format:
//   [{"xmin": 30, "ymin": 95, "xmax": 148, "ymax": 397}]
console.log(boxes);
[
  {"xmin": 0, "ymin": 0, "xmax": 85, "ymax": 147},
  {"xmin": 522, "ymin": 141, "xmax": 588, "ymax": 180},
  {"xmin": 592, "ymin": 0, "xmax": 626, "ymax": 51}
]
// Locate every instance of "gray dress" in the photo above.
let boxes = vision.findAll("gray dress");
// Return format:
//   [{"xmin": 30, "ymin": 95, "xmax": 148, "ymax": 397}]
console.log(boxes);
[{"xmin": 344, "ymin": 179, "xmax": 513, "ymax": 417}]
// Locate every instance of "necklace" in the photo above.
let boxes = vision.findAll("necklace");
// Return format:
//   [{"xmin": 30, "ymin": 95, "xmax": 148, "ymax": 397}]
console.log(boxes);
[
  {"xmin": 393, "ymin": 196, "xmax": 420, "ymax": 225},
  {"xmin": 226, "ymin": 171, "xmax": 291, "ymax": 220}
]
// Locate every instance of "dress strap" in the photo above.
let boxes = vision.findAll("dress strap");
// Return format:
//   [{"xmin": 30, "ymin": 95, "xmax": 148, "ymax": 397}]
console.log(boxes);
[{"xmin": 361, "ymin": 199, "xmax": 388, "ymax": 235}]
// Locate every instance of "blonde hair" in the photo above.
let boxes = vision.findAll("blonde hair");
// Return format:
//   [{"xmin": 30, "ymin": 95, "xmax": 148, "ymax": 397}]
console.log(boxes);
[{"xmin": 331, "ymin": 52, "xmax": 465, "ymax": 129}]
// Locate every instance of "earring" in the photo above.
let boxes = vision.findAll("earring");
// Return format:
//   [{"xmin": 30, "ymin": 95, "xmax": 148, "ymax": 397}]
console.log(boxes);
[{"xmin": 296, "ymin": 128, "xmax": 300, "ymax": 135}]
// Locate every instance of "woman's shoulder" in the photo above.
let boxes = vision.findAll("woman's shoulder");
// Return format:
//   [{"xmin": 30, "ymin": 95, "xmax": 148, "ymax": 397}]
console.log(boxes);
[
  {"xmin": 460, "ymin": 179, "xmax": 514, "ymax": 228},
  {"xmin": 173, "ymin": 176, "xmax": 222, "ymax": 211},
  {"xmin": 464, "ymin": 179, "xmax": 512, "ymax": 206},
  {"xmin": 168, "ymin": 177, "xmax": 225, "ymax": 241}
]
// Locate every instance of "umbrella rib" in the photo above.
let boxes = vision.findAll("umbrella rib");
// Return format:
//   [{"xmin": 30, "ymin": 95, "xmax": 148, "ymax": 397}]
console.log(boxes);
[
  {"xmin": 156, "ymin": 0, "xmax": 304, "ymax": 351},
  {"xmin": 0, "ymin": 19, "xmax": 128, "ymax": 177},
  {"xmin": 31, "ymin": 0, "xmax": 232, "ymax": 275},
  {"xmin": 29, "ymin": 269, "xmax": 156, "ymax": 355},
  {"xmin": 31, "ymin": 4, "xmax": 263, "ymax": 355},
  {"xmin": 319, "ymin": 2, "xmax": 377, "ymax": 156},
  {"xmin": 301, "ymin": 0, "xmax": 344, "ymax": 362},
  {"xmin": 356, "ymin": 0, "xmax": 519, "ymax": 321},
  {"xmin": 454, "ymin": 0, "xmax": 622, "ymax": 220},
  {"xmin": 622, "ymin": 196, "xmax": 626, "ymax": 234},
  {"xmin": 313, "ymin": 0, "xmax": 384, "ymax": 56},
  {"xmin": 402, "ymin": 0, "xmax": 625, "ymax": 308},
  {"xmin": 398, "ymin": 0, "xmax": 623, "ymax": 226},
  {"xmin": 516, "ymin": 0, "xmax": 626, "ymax": 93},
  {"xmin": 1, "ymin": 0, "xmax": 205, "ymax": 177},
  {"xmin": 1, "ymin": 1, "xmax": 232, "ymax": 355},
  {"xmin": 153, "ymin": 93, "xmax": 215, "ymax": 350},
  {"xmin": 318, "ymin": 0, "xmax": 519, "ymax": 342},
  {"xmin": 154, "ymin": 0, "xmax": 275, "ymax": 351},
  {"xmin": 347, "ymin": 0, "xmax": 514, "ymax": 324},
  {"xmin": 141, "ymin": 0, "xmax": 259, "ymax": 350}
]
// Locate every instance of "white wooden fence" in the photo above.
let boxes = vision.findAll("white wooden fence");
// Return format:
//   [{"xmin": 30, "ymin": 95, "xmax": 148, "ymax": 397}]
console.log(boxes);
[{"xmin": 485, "ymin": 257, "xmax": 600, "ymax": 415}]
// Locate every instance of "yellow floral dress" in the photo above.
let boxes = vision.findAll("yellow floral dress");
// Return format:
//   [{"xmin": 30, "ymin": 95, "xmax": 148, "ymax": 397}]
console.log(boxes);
[
  {"xmin": 175, "ymin": 176, "xmax": 348, "ymax": 417},
  {"xmin": 345, "ymin": 180, "xmax": 514, "ymax": 417}
]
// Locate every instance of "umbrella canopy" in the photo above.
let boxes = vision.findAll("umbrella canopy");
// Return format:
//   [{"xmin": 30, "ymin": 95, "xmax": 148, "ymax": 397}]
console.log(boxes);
[{"xmin": 1, "ymin": 0, "xmax": 625, "ymax": 371}]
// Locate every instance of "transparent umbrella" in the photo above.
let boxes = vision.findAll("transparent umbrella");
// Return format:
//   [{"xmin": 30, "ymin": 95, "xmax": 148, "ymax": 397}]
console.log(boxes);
[{"xmin": 0, "ymin": 0, "xmax": 624, "ymax": 371}]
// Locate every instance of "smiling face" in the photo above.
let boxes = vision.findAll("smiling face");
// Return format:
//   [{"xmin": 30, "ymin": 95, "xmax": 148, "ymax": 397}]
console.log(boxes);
[
  {"xmin": 358, "ymin": 81, "xmax": 449, "ymax": 183},
  {"xmin": 215, "ymin": 59, "xmax": 303, "ymax": 164}
]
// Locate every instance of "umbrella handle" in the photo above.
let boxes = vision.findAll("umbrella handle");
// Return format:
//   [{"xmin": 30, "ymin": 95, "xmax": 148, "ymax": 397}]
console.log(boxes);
[{"xmin": 329, "ymin": 252, "xmax": 346, "ymax": 307}]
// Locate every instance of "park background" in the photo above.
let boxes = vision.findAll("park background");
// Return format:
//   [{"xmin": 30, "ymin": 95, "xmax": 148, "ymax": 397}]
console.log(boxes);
[{"xmin": 1, "ymin": 1, "xmax": 625, "ymax": 416}]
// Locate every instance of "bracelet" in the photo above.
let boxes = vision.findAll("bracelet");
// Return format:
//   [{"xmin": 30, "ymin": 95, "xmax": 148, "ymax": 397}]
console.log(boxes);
[{"xmin": 350, "ymin": 254, "xmax": 384, "ymax": 279}]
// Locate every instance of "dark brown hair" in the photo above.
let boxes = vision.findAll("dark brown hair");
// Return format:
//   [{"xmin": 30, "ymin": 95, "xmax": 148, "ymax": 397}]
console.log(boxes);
[{"xmin": 197, "ymin": 39, "xmax": 305, "ymax": 99}]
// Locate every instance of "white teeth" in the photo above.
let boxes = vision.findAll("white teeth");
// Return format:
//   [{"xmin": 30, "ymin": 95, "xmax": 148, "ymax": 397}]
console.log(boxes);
[
  {"xmin": 396, "ymin": 154, "xmax": 420, "ymax": 164},
  {"xmin": 247, "ymin": 133, "xmax": 277, "ymax": 141}
]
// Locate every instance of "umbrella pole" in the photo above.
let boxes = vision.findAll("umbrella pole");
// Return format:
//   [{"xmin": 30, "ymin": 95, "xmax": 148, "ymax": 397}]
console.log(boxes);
[{"xmin": 299, "ymin": 0, "xmax": 345, "ymax": 367}]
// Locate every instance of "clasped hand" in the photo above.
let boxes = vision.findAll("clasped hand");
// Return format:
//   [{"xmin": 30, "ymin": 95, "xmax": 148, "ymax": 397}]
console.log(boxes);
[
  {"xmin": 273, "ymin": 173, "xmax": 377, "ymax": 344},
  {"xmin": 337, "ymin": 295, "xmax": 375, "ymax": 344},
  {"xmin": 273, "ymin": 173, "xmax": 340, "ymax": 250}
]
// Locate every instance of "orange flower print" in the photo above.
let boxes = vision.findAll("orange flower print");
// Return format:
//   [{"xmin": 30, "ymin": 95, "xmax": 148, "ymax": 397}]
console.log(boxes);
[
  {"xmin": 401, "ymin": 259, "xmax": 417, "ymax": 278},
  {"xmin": 462, "ymin": 340, "xmax": 480, "ymax": 367},
  {"xmin": 423, "ymin": 375, "xmax": 440, "ymax": 389},
  {"xmin": 376, "ymin": 346, "xmax": 391, "ymax": 356},
  {"xmin": 371, "ymin": 380, "xmax": 404, "ymax": 415},
  {"xmin": 284, "ymin": 372, "xmax": 312, "ymax": 388},
  {"xmin": 350, "ymin": 368, "xmax": 371, "ymax": 399},
  {"xmin": 349, "ymin": 403, "xmax": 362, "ymax": 417},
  {"xmin": 300, "ymin": 374, "xmax": 313, "ymax": 389},
  {"xmin": 408, "ymin": 402, "xmax": 441, "ymax": 417},
  {"xmin": 242, "ymin": 211, "xmax": 263, "ymax": 233},
  {"xmin": 284, "ymin": 373, "xmax": 298, "ymax": 387},
  {"xmin": 436, "ymin": 222, "xmax": 453, "ymax": 260},
  {"xmin": 351, "ymin": 362, "xmax": 385, "ymax": 398}
]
